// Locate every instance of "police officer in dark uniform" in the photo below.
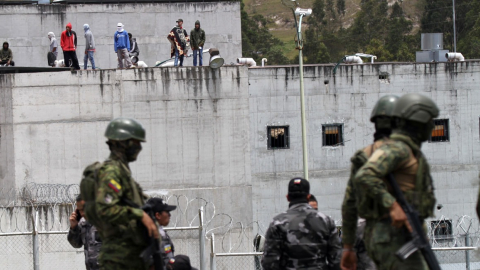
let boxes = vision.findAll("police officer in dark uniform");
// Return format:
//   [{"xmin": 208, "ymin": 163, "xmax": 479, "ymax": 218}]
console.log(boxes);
[
  {"xmin": 262, "ymin": 178, "xmax": 342, "ymax": 270},
  {"xmin": 68, "ymin": 195, "xmax": 102, "ymax": 270},
  {"xmin": 147, "ymin": 197, "xmax": 177, "ymax": 267}
]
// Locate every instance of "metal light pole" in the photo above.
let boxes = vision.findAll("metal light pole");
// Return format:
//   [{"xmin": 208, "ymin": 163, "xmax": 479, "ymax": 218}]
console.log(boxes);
[
  {"xmin": 452, "ymin": 0, "xmax": 456, "ymax": 52},
  {"xmin": 281, "ymin": 0, "xmax": 312, "ymax": 180}
]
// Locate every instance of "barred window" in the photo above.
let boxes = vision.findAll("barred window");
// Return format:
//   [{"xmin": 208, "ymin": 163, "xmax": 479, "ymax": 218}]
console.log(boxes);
[
  {"xmin": 322, "ymin": 124, "xmax": 344, "ymax": 146},
  {"xmin": 267, "ymin": 126, "xmax": 289, "ymax": 149},
  {"xmin": 429, "ymin": 119, "xmax": 449, "ymax": 142},
  {"xmin": 431, "ymin": 220, "xmax": 452, "ymax": 239}
]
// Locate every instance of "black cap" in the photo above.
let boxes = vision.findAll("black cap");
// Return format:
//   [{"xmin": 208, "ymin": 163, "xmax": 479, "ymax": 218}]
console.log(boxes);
[
  {"xmin": 176, "ymin": 18, "xmax": 183, "ymax": 22},
  {"xmin": 146, "ymin": 197, "xmax": 177, "ymax": 213},
  {"xmin": 308, "ymin": 194, "xmax": 317, "ymax": 202},
  {"xmin": 288, "ymin": 178, "xmax": 310, "ymax": 195},
  {"xmin": 168, "ymin": 255, "xmax": 198, "ymax": 270}
]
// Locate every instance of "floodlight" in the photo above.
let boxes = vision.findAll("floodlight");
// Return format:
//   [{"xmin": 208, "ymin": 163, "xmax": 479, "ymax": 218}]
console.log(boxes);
[
  {"xmin": 208, "ymin": 48, "xmax": 224, "ymax": 69},
  {"xmin": 294, "ymin": 7, "xmax": 312, "ymax": 16}
]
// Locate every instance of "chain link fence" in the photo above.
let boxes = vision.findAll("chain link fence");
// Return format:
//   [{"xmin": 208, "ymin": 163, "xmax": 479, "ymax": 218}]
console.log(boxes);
[
  {"xmin": 433, "ymin": 247, "xmax": 479, "ymax": 270},
  {"xmin": 4, "ymin": 184, "xmax": 480, "ymax": 270},
  {"xmin": 0, "ymin": 184, "xmax": 209, "ymax": 270}
]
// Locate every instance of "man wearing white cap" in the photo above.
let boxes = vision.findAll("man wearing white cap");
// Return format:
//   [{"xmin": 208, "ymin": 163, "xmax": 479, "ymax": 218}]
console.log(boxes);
[
  {"xmin": 47, "ymin": 32, "xmax": 58, "ymax": 67},
  {"xmin": 113, "ymin": 23, "xmax": 132, "ymax": 69}
]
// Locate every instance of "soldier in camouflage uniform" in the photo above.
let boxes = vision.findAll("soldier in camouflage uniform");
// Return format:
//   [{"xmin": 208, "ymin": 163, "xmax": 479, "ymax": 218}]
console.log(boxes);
[
  {"xmin": 353, "ymin": 93, "xmax": 439, "ymax": 270},
  {"xmin": 94, "ymin": 118, "xmax": 158, "ymax": 270},
  {"xmin": 68, "ymin": 195, "xmax": 102, "ymax": 270},
  {"xmin": 262, "ymin": 178, "xmax": 341, "ymax": 270},
  {"xmin": 147, "ymin": 197, "xmax": 177, "ymax": 267},
  {"xmin": 341, "ymin": 95, "xmax": 399, "ymax": 270}
]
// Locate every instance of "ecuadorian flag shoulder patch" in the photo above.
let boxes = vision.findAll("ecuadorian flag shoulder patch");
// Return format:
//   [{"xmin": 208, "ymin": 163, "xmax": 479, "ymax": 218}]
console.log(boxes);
[{"xmin": 108, "ymin": 179, "xmax": 122, "ymax": 193}]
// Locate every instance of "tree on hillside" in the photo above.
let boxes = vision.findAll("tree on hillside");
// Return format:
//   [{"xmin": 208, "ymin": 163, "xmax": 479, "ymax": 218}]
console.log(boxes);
[
  {"xmin": 457, "ymin": 0, "xmax": 480, "ymax": 58},
  {"xmin": 240, "ymin": 0, "xmax": 289, "ymax": 65},
  {"xmin": 336, "ymin": 0, "xmax": 345, "ymax": 16},
  {"xmin": 386, "ymin": 3, "xmax": 415, "ymax": 61},
  {"xmin": 421, "ymin": 0, "xmax": 472, "ymax": 51},
  {"xmin": 347, "ymin": 0, "xmax": 389, "ymax": 52}
]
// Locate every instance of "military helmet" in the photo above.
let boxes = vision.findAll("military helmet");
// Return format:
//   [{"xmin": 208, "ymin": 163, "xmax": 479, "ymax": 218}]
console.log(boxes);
[
  {"xmin": 370, "ymin": 95, "xmax": 399, "ymax": 122},
  {"xmin": 104, "ymin": 118, "xmax": 146, "ymax": 142},
  {"xmin": 392, "ymin": 93, "xmax": 439, "ymax": 123}
]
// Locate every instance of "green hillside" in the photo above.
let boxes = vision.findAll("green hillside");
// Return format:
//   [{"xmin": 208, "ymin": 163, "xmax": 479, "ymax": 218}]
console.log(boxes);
[{"xmin": 241, "ymin": 0, "xmax": 480, "ymax": 63}]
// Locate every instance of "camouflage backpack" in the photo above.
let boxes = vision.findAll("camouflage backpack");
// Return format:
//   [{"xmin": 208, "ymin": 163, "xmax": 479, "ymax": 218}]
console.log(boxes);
[{"xmin": 80, "ymin": 161, "xmax": 105, "ymax": 230}]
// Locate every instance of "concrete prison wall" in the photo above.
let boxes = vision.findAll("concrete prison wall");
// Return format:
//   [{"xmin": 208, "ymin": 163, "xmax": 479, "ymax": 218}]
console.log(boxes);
[
  {"xmin": 0, "ymin": 66, "xmax": 252, "ymax": 223},
  {"xmin": 248, "ymin": 62, "xmax": 480, "ymax": 226},
  {"xmin": 0, "ymin": 2, "xmax": 241, "ymax": 68},
  {"xmin": 2, "ymin": 62, "xmax": 480, "ymax": 229}
]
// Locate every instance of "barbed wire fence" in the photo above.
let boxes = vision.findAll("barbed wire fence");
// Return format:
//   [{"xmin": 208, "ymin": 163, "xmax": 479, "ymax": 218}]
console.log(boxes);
[
  {"xmin": 2, "ymin": 184, "xmax": 480, "ymax": 270},
  {"xmin": 0, "ymin": 184, "xmax": 267, "ymax": 270}
]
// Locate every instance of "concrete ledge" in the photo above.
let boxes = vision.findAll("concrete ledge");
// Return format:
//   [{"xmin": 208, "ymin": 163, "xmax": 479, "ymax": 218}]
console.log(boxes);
[{"xmin": 0, "ymin": 66, "xmax": 71, "ymax": 74}]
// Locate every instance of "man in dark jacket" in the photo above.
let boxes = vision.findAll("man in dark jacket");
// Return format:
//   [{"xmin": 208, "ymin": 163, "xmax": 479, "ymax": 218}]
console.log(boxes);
[
  {"xmin": 68, "ymin": 195, "xmax": 102, "ymax": 270},
  {"xmin": 128, "ymin": 33, "xmax": 140, "ymax": 61},
  {"xmin": 262, "ymin": 178, "xmax": 341, "ymax": 270},
  {"xmin": 147, "ymin": 197, "xmax": 177, "ymax": 267},
  {"xmin": 0, "ymin": 41, "xmax": 14, "ymax": 66},
  {"xmin": 190, "ymin": 20, "xmax": 205, "ymax": 66},
  {"xmin": 60, "ymin": 22, "xmax": 81, "ymax": 70}
]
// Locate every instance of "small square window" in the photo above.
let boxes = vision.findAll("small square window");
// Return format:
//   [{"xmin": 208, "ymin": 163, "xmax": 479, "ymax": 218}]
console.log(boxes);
[
  {"xmin": 431, "ymin": 220, "xmax": 452, "ymax": 240},
  {"xmin": 267, "ymin": 126, "xmax": 289, "ymax": 149},
  {"xmin": 322, "ymin": 124, "xmax": 344, "ymax": 146},
  {"xmin": 429, "ymin": 119, "xmax": 449, "ymax": 142}
]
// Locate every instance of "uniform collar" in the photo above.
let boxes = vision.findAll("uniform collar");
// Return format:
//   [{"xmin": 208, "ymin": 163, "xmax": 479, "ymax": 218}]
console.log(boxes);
[{"xmin": 288, "ymin": 201, "xmax": 310, "ymax": 209}]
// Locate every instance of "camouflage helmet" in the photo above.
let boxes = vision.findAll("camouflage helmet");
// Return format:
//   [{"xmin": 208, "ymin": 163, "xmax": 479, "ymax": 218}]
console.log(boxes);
[
  {"xmin": 392, "ymin": 93, "xmax": 439, "ymax": 123},
  {"xmin": 370, "ymin": 95, "xmax": 400, "ymax": 122},
  {"xmin": 104, "ymin": 118, "xmax": 146, "ymax": 142}
]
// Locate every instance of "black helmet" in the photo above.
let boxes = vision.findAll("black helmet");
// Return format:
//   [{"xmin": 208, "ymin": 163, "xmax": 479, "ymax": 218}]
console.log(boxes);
[{"xmin": 104, "ymin": 118, "xmax": 146, "ymax": 142}]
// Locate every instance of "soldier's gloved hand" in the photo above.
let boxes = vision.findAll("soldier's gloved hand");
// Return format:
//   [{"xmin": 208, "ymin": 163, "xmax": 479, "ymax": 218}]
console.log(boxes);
[
  {"xmin": 389, "ymin": 201, "xmax": 412, "ymax": 232},
  {"xmin": 142, "ymin": 211, "xmax": 159, "ymax": 239},
  {"xmin": 340, "ymin": 246, "xmax": 357, "ymax": 270},
  {"xmin": 69, "ymin": 211, "xmax": 79, "ymax": 229}
]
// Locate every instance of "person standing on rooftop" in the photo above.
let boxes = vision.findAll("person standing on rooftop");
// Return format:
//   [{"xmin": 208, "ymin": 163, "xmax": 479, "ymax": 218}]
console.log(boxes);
[{"xmin": 83, "ymin": 24, "xmax": 96, "ymax": 70}]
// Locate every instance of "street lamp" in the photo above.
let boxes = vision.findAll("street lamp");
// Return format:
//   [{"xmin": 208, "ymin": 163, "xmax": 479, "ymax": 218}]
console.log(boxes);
[{"xmin": 282, "ymin": 0, "xmax": 312, "ymax": 180}]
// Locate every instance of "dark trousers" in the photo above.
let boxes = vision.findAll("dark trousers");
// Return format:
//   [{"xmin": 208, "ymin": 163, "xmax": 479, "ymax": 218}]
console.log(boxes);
[
  {"xmin": 0, "ymin": 60, "xmax": 14, "ymax": 66},
  {"xmin": 63, "ymin": 51, "xmax": 80, "ymax": 70}
]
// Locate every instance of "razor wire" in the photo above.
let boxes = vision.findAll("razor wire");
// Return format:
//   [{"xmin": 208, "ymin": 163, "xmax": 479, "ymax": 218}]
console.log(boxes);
[
  {"xmin": 0, "ymin": 185, "xmax": 268, "ymax": 253},
  {"xmin": 0, "ymin": 183, "xmax": 79, "ymax": 207}
]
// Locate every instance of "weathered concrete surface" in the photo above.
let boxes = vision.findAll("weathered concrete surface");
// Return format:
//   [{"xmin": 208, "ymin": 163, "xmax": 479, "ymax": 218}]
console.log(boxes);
[
  {"xmin": 1, "ymin": 66, "xmax": 252, "ymax": 222},
  {"xmin": 0, "ymin": 75, "xmax": 15, "ymax": 195},
  {"xmin": 248, "ymin": 62, "xmax": 480, "ymax": 226},
  {"xmin": 0, "ymin": 2, "xmax": 241, "ymax": 68},
  {"xmin": 2, "ymin": 62, "xmax": 480, "ymax": 229}
]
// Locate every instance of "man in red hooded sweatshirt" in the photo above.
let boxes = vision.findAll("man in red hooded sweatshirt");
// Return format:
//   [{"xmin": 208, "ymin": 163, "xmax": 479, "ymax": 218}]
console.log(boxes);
[{"xmin": 61, "ymin": 23, "xmax": 81, "ymax": 70}]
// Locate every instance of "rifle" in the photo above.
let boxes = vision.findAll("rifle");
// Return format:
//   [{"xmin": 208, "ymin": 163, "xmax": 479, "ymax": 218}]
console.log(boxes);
[
  {"xmin": 140, "ymin": 203, "xmax": 164, "ymax": 270},
  {"xmin": 387, "ymin": 173, "xmax": 441, "ymax": 270},
  {"xmin": 121, "ymin": 198, "xmax": 164, "ymax": 270}
]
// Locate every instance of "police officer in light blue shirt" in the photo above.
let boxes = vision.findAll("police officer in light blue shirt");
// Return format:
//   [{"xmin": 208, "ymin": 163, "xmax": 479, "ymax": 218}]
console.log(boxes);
[{"xmin": 147, "ymin": 197, "xmax": 177, "ymax": 267}]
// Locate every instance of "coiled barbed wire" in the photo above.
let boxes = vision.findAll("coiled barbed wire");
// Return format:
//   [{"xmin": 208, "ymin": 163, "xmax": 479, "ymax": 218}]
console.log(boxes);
[
  {"xmin": 5, "ymin": 185, "xmax": 479, "ymax": 252},
  {"xmin": 0, "ymin": 183, "xmax": 79, "ymax": 206}
]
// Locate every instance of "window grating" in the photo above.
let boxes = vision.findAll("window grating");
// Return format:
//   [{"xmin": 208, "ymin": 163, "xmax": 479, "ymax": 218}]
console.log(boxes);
[
  {"xmin": 267, "ymin": 126, "xmax": 289, "ymax": 149},
  {"xmin": 429, "ymin": 119, "xmax": 449, "ymax": 142},
  {"xmin": 431, "ymin": 220, "xmax": 453, "ymax": 240},
  {"xmin": 322, "ymin": 124, "xmax": 344, "ymax": 146}
]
